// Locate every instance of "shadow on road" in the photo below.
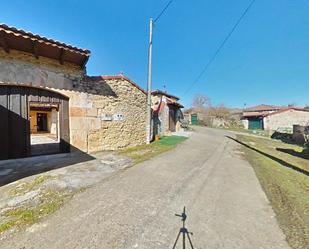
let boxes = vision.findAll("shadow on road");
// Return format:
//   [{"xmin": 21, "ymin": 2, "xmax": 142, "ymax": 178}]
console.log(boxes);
[
  {"xmin": 0, "ymin": 152, "xmax": 95, "ymax": 187},
  {"xmin": 226, "ymin": 136, "xmax": 309, "ymax": 176}
]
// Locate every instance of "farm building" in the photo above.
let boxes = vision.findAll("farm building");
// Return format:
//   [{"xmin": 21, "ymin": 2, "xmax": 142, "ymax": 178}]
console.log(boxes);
[
  {"xmin": 242, "ymin": 105, "xmax": 283, "ymax": 129},
  {"xmin": 0, "ymin": 24, "xmax": 147, "ymax": 160},
  {"xmin": 183, "ymin": 108, "xmax": 208, "ymax": 125},
  {"xmin": 242, "ymin": 105, "xmax": 309, "ymax": 131},
  {"xmin": 152, "ymin": 90, "xmax": 184, "ymax": 136},
  {"xmin": 183, "ymin": 107, "xmax": 241, "ymax": 127}
]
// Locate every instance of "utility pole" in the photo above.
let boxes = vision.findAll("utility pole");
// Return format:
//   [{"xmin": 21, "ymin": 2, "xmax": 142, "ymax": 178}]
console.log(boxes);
[
  {"xmin": 146, "ymin": 17, "xmax": 153, "ymax": 144},
  {"xmin": 145, "ymin": 0, "xmax": 173, "ymax": 144}
]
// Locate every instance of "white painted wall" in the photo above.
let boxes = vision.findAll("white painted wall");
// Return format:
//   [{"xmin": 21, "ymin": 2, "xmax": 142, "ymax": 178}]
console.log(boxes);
[
  {"xmin": 264, "ymin": 109, "xmax": 309, "ymax": 131},
  {"xmin": 242, "ymin": 119, "xmax": 249, "ymax": 129}
]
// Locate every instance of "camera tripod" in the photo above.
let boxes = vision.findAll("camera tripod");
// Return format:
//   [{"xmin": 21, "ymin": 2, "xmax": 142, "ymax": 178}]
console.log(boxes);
[{"xmin": 172, "ymin": 206, "xmax": 195, "ymax": 249}]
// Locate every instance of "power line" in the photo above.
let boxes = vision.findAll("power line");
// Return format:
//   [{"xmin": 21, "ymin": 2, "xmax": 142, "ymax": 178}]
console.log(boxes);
[
  {"xmin": 154, "ymin": 0, "xmax": 174, "ymax": 23},
  {"xmin": 183, "ymin": 0, "xmax": 256, "ymax": 95}
]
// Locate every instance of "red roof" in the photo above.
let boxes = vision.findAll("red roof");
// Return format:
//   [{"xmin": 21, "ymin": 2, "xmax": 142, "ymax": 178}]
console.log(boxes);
[
  {"xmin": 0, "ymin": 24, "xmax": 90, "ymax": 67},
  {"xmin": 244, "ymin": 104, "xmax": 284, "ymax": 112},
  {"xmin": 152, "ymin": 90, "xmax": 180, "ymax": 100},
  {"xmin": 266, "ymin": 107, "xmax": 309, "ymax": 117},
  {"xmin": 243, "ymin": 107, "xmax": 308, "ymax": 118},
  {"xmin": 86, "ymin": 75, "xmax": 146, "ymax": 95},
  {"xmin": 166, "ymin": 98, "xmax": 184, "ymax": 108}
]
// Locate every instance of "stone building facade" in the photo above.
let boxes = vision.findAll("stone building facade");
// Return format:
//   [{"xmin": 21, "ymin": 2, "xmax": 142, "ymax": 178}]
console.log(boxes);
[
  {"xmin": 263, "ymin": 108, "xmax": 309, "ymax": 131},
  {"xmin": 0, "ymin": 24, "xmax": 146, "ymax": 159},
  {"xmin": 241, "ymin": 104, "xmax": 309, "ymax": 131},
  {"xmin": 152, "ymin": 90, "xmax": 183, "ymax": 136},
  {"xmin": 68, "ymin": 76, "xmax": 147, "ymax": 152}
]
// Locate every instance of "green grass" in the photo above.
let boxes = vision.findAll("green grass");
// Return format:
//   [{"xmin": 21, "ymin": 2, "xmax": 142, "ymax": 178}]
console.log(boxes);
[
  {"xmin": 237, "ymin": 134, "xmax": 309, "ymax": 249},
  {"xmin": 223, "ymin": 126, "xmax": 272, "ymax": 137},
  {"xmin": 152, "ymin": 135, "xmax": 187, "ymax": 146},
  {"xmin": 9, "ymin": 175, "xmax": 56, "ymax": 196},
  {"xmin": 0, "ymin": 221, "xmax": 16, "ymax": 234},
  {"xmin": 0, "ymin": 189, "xmax": 72, "ymax": 234},
  {"xmin": 120, "ymin": 135, "xmax": 187, "ymax": 163}
]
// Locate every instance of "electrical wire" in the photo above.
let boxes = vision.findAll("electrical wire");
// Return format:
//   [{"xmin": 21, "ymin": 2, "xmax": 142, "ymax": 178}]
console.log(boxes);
[
  {"xmin": 154, "ymin": 0, "xmax": 174, "ymax": 23},
  {"xmin": 183, "ymin": 0, "xmax": 256, "ymax": 95}
]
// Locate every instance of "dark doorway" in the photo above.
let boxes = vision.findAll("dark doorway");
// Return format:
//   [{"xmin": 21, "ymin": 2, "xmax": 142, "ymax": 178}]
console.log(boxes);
[
  {"xmin": 0, "ymin": 85, "xmax": 70, "ymax": 160},
  {"xmin": 169, "ymin": 106, "xmax": 177, "ymax": 132},
  {"xmin": 37, "ymin": 113, "xmax": 48, "ymax": 132}
]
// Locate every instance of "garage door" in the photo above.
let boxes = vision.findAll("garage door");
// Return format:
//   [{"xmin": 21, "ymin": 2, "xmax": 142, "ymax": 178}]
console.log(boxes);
[
  {"xmin": 0, "ymin": 85, "xmax": 70, "ymax": 160},
  {"xmin": 248, "ymin": 117, "xmax": 264, "ymax": 130},
  {"xmin": 191, "ymin": 114, "xmax": 198, "ymax": 125}
]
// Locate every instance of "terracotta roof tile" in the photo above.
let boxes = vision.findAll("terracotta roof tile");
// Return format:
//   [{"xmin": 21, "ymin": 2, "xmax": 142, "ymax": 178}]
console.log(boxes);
[
  {"xmin": 0, "ymin": 23, "xmax": 90, "ymax": 67},
  {"xmin": 0, "ymin": 24, "xmax": 90, "ymax": 55},
  {"xmin": 266, "ymin": 107, "xmax": 309, "ymax": 117},
  {"xmin": 245, "ymin": 104, "xmax": 284, "ymax": 112},
  {"xmin": 152, "ymin": 90, "xmax": 180, "ymax": 100}
]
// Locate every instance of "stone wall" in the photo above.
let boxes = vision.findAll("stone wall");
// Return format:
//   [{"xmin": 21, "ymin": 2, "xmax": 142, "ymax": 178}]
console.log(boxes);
[
  {"xmin": 0, "ymin": 49, "xmax": 147, "ymax": 152},
  {"xmin": 68, "ymin": 77, "xmax": 147, "ymax": 152},
  {"xmin": 264, "ymin": 109, "xmax": 309, "ymax": 131},
  {"xmin": 0, "ymin": 49, "xmax": 83, "ymax": 89}
]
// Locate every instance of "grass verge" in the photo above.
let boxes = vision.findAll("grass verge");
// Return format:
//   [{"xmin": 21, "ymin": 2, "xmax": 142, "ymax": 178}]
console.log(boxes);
[
  {"xmin": 236, "ymin": 134, "xmax": 309, "ymax": 249},
  {"xmin": 9, "ymin": 175, "xmax": 56, "ymax": 196},
  {"xmin": 223, "ymin": 126, "xmax": 272, "ymax": 137},
  {"xmin": 120, "ymin": 135, "xmax": 187, "ymax": 163},
  {"xmin": 0, "ymin": 189, "xmax": 72, "ymax": 234}
]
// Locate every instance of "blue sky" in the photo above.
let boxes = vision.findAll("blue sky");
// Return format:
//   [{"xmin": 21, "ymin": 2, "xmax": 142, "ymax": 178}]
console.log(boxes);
[{"xmin": 2, "ymin": 0, "xmax": 309, "ymax": 108}]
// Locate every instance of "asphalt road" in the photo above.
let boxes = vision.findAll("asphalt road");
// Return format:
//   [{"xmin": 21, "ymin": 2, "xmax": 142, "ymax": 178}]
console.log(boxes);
[{"xmin": 1, "ymin": 127, "xmax": 290, "ymax": 249}]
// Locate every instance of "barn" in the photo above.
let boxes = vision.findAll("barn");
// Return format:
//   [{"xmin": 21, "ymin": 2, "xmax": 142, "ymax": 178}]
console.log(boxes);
[
  {"xmin": 242, "ymin": 105, "xmax": 309, "ymax": 131},
  {"xmin": 151, "ymin": 90, "xmax": 184, "ymax": 135},
  {"xmin": 0, "ymin": 24, "xmax": 147, "ymax": 160}
]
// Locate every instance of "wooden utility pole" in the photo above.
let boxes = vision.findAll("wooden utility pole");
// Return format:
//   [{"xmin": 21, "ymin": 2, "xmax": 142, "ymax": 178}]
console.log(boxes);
[{"xmin": 146, "ymin": 17, "xmax": 153, "ymax": 144}]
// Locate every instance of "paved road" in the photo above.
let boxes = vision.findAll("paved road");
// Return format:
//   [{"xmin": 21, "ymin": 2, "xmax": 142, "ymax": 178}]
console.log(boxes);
[{"xmin": 1, "ymin": 127, "xmax": 290, "ymax": 249}]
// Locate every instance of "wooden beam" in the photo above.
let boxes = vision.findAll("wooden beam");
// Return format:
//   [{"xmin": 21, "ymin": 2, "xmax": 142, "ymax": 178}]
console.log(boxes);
[
  {"xmin": 32, "ymin": 41, "xmax": 39, "ymax": 59},
  {"xmin": 81, "ymin": 56, "xmax": 89, "ymax": 69},
  {"xmin": 59, "ymin": 48, "xmax": 65, "ymax": 65},
  {"xmin": 0, "ymin": 31, "xmax": 9, "ymax": 53}
]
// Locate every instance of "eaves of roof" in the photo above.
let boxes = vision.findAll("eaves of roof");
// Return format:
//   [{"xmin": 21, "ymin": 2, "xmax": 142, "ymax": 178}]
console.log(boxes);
[
  {"xmin": 152, "ymin": 89, "xmax": 180, "ymax": 100},
  {"xmin": 0, "ymin": 24, "xmax": 90, "ymax": 67},
  {"xmin": 265, "ymin": 107, "xmax": 309, "ymax": 117}
]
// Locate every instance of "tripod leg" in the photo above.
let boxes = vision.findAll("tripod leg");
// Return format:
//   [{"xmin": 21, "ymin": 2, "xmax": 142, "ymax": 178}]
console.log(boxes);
[
  {"xmin": 172, "ymin": 230, "xmax": 181, "ymax": 249},
  {"xmin": 186, "ymin": 232, "xmax": 194, "ymax": 249}
]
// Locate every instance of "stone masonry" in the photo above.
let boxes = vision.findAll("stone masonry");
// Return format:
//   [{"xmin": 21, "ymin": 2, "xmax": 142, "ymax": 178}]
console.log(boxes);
[
  {"xmin": 263, "ymin": 109, "xmax": 309, "ymax": 131},
  {"xmin": 0, "ymin": 49, "xmax": 147, "ymax": 153}
]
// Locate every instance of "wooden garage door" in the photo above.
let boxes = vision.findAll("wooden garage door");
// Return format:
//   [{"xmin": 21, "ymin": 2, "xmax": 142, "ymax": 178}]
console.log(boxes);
[
  {"xmin": 0, "ymin": 85, "xmax": 70, "ymax": 160},
  {"xmin": 0, "ymin": 86, "xmax": 30, "ymax": 159}
]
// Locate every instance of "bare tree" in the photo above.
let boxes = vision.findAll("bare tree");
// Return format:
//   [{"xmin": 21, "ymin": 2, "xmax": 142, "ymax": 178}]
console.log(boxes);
[
  {"xmin": 192, "ymin": 94, "xmax": 210, "ymax": 109},
  {"xmin": 208, "ymin": 104, "xmax": 230, "ymax": 118}
]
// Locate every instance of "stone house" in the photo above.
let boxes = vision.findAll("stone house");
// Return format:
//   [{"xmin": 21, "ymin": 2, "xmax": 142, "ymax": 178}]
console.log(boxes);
[
  {"xmin": 0, "ymin": 24, "xmax": 147, "ymax": 160},
  {"xmin": 263, "ymin": 108, "xmax": 309, "ymax": 131},
  {"xmin": 242, "ymin": 105, "xmax": 309, "ymax": 131},
  {"xmin": 152, "ymin": 90, "xmax": 184, "ymax": 136},
  {"xmin": 242, "ymin": 105, "xmax": 284, "ymax": 130}
]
